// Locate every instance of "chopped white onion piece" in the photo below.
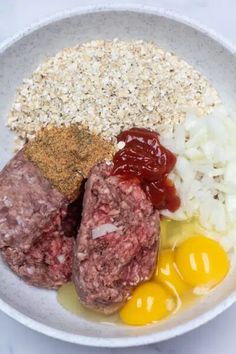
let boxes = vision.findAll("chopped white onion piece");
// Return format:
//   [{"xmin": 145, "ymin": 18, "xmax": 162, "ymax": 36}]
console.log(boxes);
[
  {"xmin": 92, "ymin": 223, "xmax": 121, "ymax": 239},
  {"xmin": 159, "ymin": 106, "xmax": 236, "ymax": 241},
  {"xmin": 57, "ymin": 255, "xmax": 65, "ymax": 264}
]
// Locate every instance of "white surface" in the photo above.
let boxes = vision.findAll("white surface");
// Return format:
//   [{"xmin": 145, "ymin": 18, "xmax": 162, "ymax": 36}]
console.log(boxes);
[{"xmin": 0, "ymin": 0, "xmax": 236, "ymax": 353}]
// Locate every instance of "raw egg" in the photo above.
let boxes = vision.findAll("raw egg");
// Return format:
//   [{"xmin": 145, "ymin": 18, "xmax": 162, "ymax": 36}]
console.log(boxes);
[
  {"xmin": 119, "ymin": 281, "xmax": 176, "ymax": 325},
  {"xmin": 160, "ymin": 217, "xmax": 202, "ymax": 249},
  {"xmin": 175, "ymin": 235, "xmax": 229, "ymax": 288},
  {"xmin": 155, "ymin": 249, "xmax": 189, "ymax": 296}
]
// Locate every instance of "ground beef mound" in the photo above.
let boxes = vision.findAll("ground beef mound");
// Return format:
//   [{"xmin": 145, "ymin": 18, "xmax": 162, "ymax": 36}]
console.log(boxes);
[
  {"xmin": 73, "ymin": 162, "xmax": 160, "ymax": 314},
  {"xmin": 0, "ymin": 151, "xmax": 81, "ymax": 288}
]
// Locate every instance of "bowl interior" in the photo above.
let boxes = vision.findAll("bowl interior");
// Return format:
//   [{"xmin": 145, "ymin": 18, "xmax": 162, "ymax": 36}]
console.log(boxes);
[{"xmin": 0, "ymin": 8, "xmax": 236, "ymax": 347}]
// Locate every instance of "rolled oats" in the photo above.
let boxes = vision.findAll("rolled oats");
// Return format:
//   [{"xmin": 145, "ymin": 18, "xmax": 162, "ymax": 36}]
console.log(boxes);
[{"xmin": 8, "ymin": 40, "xmax": 220, "ymax": 146}]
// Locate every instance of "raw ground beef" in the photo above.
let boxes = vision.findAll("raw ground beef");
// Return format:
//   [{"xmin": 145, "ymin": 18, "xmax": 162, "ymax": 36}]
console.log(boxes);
[
  {"xmin": 0, "ymin": 150, "xmax": 82, "ymax": 288},
  {"xmin": 73, "ymin": 162, "xmax": 160, "ymax": 314}
]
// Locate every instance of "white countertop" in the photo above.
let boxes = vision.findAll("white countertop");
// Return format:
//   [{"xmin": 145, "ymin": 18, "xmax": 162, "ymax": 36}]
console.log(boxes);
[{"xmin": 1, "ymin": 0, "xmax": 236, "ymax": 353}]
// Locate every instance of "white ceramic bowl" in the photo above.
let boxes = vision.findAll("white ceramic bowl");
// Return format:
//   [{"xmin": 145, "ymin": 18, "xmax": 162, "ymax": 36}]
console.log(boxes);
[{"xmin": 0, "ymin": 5, "xmax": 236, "ymax": 348}]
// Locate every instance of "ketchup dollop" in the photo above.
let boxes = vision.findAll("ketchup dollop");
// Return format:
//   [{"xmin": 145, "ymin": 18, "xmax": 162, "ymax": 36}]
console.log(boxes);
[{"xmin": 112, "ymin": 128, "xmax": 180, "ymax": 212}]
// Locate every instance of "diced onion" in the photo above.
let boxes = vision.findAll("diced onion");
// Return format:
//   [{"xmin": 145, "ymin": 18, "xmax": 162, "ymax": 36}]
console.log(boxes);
[
  {"xmin": 57, "ymin": 255, "xmax": 65, "ymax": 264},
  {"xmin": 92, "ymin": 223, "xmax": 121, "ymax": 239},
  {"xmin": 160, "ymin": 106, "xmax": 236, "ymax": 245}
]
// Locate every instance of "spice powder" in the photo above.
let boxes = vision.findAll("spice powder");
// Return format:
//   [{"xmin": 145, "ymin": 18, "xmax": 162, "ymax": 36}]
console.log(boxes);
[{"xmin": 24, "ymin": 125, "xmax": 114, "ymax": 198}]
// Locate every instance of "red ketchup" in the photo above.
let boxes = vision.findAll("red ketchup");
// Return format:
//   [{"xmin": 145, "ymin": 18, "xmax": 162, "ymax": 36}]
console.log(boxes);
[{"xmin": 112, "ymin": 128, "xmax": 180, "ymax": 212}]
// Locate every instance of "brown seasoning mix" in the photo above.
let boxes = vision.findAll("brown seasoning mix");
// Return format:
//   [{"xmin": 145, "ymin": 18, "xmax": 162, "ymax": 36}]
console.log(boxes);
[{"xmin": 24, "ymin": 125, "xmax": 114, "ymax": 198}]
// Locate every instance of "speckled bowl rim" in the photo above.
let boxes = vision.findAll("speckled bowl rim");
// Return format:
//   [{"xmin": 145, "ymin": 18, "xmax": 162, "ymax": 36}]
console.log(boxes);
[{"xmin": 0, "ymin": 3, "xmax": 236, "ymax": 348}]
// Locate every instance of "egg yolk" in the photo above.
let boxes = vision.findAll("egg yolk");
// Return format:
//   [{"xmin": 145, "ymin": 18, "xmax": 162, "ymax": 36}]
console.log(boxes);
[
  {"xmin": 175, "ymin": 235, "xmax": 229, "ymax": 288},
  {"xmin": 119, "ymin": 282, "xmax": 176, "ymax": 325},
  {"xmin": 154, "ymin": 249, "xmax": 189, "ymax": 296}
]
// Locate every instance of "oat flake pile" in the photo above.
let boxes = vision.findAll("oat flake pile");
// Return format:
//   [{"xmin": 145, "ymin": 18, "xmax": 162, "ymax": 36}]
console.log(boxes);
[{"xmin": 8, "ymin": 39, "xmax": 220, "ymax": 146}]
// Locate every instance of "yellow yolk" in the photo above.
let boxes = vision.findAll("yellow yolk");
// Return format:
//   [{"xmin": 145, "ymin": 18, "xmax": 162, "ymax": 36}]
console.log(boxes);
[
  {"xmin": 175, "ymin": 235, "xmax": 229, "ymax": 288},
  {"xmin": 154, "ymin": 249, "xmax": 189, "ymax": 296},
  {"xmin": 119, "ymin": 282, "xmax": 176, "ymax": 325},
  {"xmin": 119, "ymin": 219, "xmax": 230, "ymax": 327}
]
